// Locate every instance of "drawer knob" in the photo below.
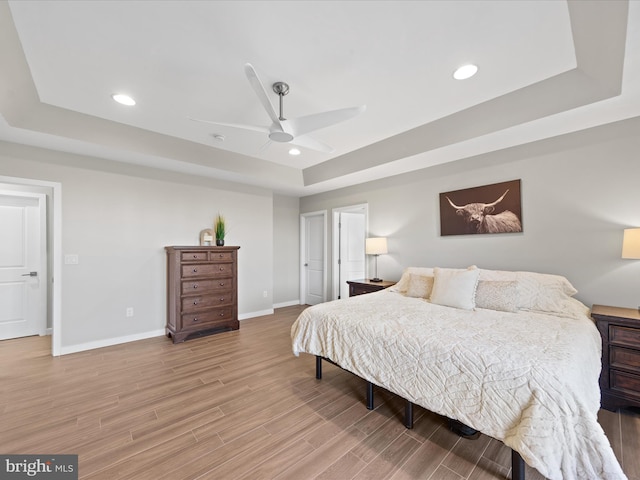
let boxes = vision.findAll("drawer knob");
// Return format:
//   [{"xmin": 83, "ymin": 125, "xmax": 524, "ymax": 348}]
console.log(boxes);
[
  {"xmin": 193, "ymin": 254, "xmax": 197, "ymax": 258},
  {"xmin": 193, "ymin": 284, "xmax": 198, "ymax": 289},
  {"xmin": 219, "ymin": 254, "xmax": 224, "ymax": 257},
  {"xmin": 219, "ymin": 267, "xmax": 224, "ymax": 271},
  {"xmin": 193, "ymin": 300, "xmax": 198, "ymax": 305},
  {"xmin": 219, "ymin": 312, "xmax": 224, "ymax": 317},
  {"xmin": 193, "ymin": 317, "xmax": 199, "ymax": 322},
  {"xmin": 219, "ymin": 297, "xmax": 225, "ymax": 301},
  {"xmin": 192, "ymin": 268, "xmax": 198, "ymax": 273},
  {"xmin": 219, "ymin": 282, "xmax": 225, "ymax": 286}
]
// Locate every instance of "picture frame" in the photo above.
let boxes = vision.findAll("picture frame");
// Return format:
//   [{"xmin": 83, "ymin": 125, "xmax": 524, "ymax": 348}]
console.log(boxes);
[{"xmin": 439, "ymin": 179, "xmax": 523, "ymax": 236}]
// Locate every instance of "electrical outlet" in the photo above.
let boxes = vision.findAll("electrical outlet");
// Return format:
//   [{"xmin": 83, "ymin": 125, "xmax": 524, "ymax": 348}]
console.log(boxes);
[
  {"xmin": 263, "ymin": 290, "xmax": 268, "ymax": 298},
  {"xmin": 126, "ymin": 307, "xmax": 134, "ymax": 317}
]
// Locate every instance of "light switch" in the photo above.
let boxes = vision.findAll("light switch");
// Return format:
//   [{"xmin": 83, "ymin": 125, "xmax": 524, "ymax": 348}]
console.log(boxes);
[{"xmin": 64, "ymin": 254, "xmax": 79, "ymax": 265}]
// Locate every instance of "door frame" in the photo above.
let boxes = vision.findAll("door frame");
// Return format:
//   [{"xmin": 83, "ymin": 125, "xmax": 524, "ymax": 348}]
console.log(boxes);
[
  {"xmin": 300, "ymin": 210, "xmax": 327, "ymax": 305},
  {"xmin": 0, "ymin": 175, "xmax": 62, "ymax": 356},
  {"xmin": 331, "ymin": 204, "xmax": 368, "ymax": 300}
]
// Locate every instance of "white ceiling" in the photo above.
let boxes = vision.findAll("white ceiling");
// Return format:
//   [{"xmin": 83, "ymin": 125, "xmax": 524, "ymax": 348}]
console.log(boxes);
[{"xmin": 0, "ymin": 1, "xmax": 638, "ymax": 196}]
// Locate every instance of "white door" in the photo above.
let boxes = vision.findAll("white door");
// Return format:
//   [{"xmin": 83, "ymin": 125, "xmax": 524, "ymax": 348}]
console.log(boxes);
[
  {"xmin": 338, "ymin": 212, "xmax": 365, "ymax": 299},
  {"xmin": 0, "ymin": 192, "xmax": 47, "ymax": 340},
  {"xmin": 304, "ymin": 214, "xmax": 325, "ymax": 305}
]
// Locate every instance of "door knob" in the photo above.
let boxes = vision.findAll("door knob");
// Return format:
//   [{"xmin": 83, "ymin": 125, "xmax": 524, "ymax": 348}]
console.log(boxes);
[{"xmin": 21, "ymin": 271, "xmax": 38, "ymax": 277}]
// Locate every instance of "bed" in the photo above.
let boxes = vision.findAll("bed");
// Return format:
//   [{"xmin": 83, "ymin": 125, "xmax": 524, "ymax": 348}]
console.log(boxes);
[{"xmin": 291, "ymin": 266, "xmax": 626, "ymax": 480}]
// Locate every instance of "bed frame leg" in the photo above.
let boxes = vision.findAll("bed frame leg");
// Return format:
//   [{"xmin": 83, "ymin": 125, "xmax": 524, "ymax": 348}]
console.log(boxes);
[
  {"xmin": 315, "ymin": 356, "xmax": 322, "ymax": 379},
  {"xmin": 366, "ymin": 381, "xmax": 374, "ymax": 409},
  {"xmin": 512, "ymin": 449, "xmax": 525, "ymax": 480},
  {"xmin": 404, "ymin": 400, "xmax": 414, "ymax": 429}
]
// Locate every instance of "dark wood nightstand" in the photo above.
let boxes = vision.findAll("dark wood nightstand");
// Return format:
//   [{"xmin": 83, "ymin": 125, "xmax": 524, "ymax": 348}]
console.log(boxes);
[
  {"xmin": 347, "ymin": 279, "xmax": 396, "ymax": 297},
  {"xmin": 592, "ymin": 304, "xmax": 640, "ymax": 411}
]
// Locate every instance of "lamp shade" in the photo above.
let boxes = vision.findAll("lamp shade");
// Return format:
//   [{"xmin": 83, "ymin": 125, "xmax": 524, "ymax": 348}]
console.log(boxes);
[
  {"xmin": 622, "ymin": 228, "xmax": 640, "ymax": 259},
  {"xmin": 365, "ymin": 237, "xmax": 388, "ymax": 255}
]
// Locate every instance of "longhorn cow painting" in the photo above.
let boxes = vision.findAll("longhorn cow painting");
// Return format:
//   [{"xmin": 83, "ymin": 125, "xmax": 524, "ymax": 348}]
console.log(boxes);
[{"xmin": 439, "ymin": 180, "xmax": 523, "ymax": 236}]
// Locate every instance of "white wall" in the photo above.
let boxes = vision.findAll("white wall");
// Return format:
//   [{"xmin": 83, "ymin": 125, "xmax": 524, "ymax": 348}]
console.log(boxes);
[
  {"xmin": 273, "ymin": 194, "xmax": 300, "ymax": 307},
  {"xmin": 0, "ymin": 142, "xmax": 274, "ymax": 352},
  {"xmin": 300, "ymin": 117, "xmax": 640, "ymax": 310}
]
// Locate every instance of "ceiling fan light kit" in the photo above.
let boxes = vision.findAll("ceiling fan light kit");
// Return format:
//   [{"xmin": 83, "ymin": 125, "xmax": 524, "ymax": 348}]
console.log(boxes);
[{"xmin": 191, "ymin": 63, "xmax": 365, "ymax": 153}]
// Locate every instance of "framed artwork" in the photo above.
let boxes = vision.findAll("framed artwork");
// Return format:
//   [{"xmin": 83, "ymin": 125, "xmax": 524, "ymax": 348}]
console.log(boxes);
[{"xmin": 439, "ymin": 179, "xmax": 523, "ymax": 236}]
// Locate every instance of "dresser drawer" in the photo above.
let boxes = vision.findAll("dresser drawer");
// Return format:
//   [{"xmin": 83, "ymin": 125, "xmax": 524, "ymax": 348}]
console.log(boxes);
[
  {"xmin": 610, "ymin": 369, "xmax": 640, "ymax": 399},
  {"xmin": 181, "ymin": 251, "xmax": 208, "ymax": 262},
  {"xmin": 182, "ymin": 308, "xmax": 234, "ymax": 329},
  {"xmin": 181, "ymin": 292, "xmax": 234, "ymax": 312},
  {"xmin": 181, "ymin": 263, "xmax": 234, "ymax": 278},
  {"xmin": 609, "ymin": 325, "xmax": 640, "ymax": 348},
  {"xmin": 182, "ymin": 278, "xmax": 233, "ymax": 294},
  {"xmin": 610, "ymin": 345, "xmax": 640, "ymax": 373},
  {"xmin": 208, "ymin": 251, "xmax": 234, "ymax": 262}
]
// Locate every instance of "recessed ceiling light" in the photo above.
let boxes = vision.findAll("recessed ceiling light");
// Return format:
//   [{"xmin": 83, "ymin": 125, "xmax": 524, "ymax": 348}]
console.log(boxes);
[
  {"xmin": 289, "ymin": 148, "xmax": 301, "ymax": 156},
  {"xmin": 453, "ymin": 64, "xmax": 478, "ymax": 80},
  {"xmin": 112, "ymin": 93, "xmax": 136, "ymax": 106}
]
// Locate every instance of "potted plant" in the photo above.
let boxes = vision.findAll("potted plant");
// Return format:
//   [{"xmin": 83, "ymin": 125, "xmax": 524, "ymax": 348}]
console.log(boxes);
[{"xmin": 214, "ymin": 213, "xmax": 226, "ymax": 246}]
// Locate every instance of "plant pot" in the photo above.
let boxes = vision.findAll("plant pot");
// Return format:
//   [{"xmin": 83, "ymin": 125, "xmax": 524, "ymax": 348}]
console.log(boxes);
[{"xmin": 216, "ymin": 239, "xmax": 225, "ymax": 246}]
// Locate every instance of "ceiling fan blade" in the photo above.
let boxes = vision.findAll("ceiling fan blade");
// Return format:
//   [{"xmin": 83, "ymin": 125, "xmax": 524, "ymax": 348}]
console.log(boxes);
[
  {"xmin": 290, "ymin": 134, "xmax": 335, "ymax": 154},
  {"xmin": 188, "ymin": 117, "xmax": 269, "ymax": 134},
  {"xmin": 244, "ymin": 63, "xmax": 283, "ymax": 128},
  {"xmin": 288, "ymin": 105, "xmax": 366, "ymax": 137}
]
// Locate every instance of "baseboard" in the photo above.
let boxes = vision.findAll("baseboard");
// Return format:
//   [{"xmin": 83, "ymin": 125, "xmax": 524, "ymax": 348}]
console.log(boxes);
[
  {"xmin": 59, "ymin": 329, "xmax": 166, "ymax": 355},
  {"xmin": 239, "ymin": 308, "xmax": 274, "ymax": 320},
  {"xmin": 273, "ymin": 300, "xmax": 301, "ymax": 309}
]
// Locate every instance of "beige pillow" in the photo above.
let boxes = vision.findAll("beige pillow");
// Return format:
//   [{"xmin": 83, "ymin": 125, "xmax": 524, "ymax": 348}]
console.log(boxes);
[
  {"xmin": 475, "ymin": 280, "xmax": 518, "ymax": 312},
  {"xmin": 406, "ymin": 274, "xmax": 434, "ymax": 298},
  {"xmin": 389, "ymin": 267, "xmax": 434, "ymax": 293},
  {"xmin": 430, "ymin": 267, "xmax": 480, "ymax": 310}
]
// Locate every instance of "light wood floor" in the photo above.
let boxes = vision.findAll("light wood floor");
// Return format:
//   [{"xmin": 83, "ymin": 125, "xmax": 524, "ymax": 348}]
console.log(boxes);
[{"xmin": 1, "ymin": 305, "xmax": 638, "ymax": 480}]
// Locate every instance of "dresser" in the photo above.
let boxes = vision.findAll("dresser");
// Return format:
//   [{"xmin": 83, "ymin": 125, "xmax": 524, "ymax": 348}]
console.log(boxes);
[
  {"xmin": 592, "ymin": 304, "xmax": 640, "ymax": 411},
  {"xmin": 165, "ymin": 246, "xmax": 240, "ymax": 343},
  {"xmin": 347, "ymin": 279, "xmax": 396, "ymax": 297}
]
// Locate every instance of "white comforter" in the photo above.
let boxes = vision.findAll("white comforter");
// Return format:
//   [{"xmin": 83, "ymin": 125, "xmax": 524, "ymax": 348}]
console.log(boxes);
[{"xmin": 291, "ymin": 290, "xmax": 626, "ymax": 480}]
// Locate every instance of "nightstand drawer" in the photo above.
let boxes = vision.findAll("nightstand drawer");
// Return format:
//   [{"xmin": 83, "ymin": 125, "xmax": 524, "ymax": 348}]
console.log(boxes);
[
  {"xmin": 610, "ymin": 346, "xmax": 640, "ymax": 373},
  {"xmin": 611, "ymin": 369, "xmax": 640, "ymax": 399},
  {"xmin": 609, "ymin": 325, "xmax": 640, "ymax": 348},
  {"xmin": 351, "ymin": 285, "xmax": 376, "ymax": 296}
]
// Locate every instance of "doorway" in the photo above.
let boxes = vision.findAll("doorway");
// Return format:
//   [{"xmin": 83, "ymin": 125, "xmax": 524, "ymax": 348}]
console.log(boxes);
[
  {"xmin": 0, "ymin": 176, "xmax": 62, "ymax": 356},
  {"xmin": 332, "ymin": 204, "xmax": 367, "ymax": 300},
  {"xmin": 300, "ymin": 211, "xmax": 327, "ymax": 305}
]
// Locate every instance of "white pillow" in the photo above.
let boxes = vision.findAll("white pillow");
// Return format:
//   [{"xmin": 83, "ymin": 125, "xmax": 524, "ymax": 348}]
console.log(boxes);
[
  {"xmin": 475, "ymin": 280, "xmax": 518, "ymax": 312},
  {"xmin": 430, "ymin": 267, "xmax": 480, "ymax": 310},
  {"xmin": 405, "ymin": 274, "xmax": 434, "ymax": 298},
  {"xmin": 515, "ymin": 271, "xmax": 578, "ymax": 313}
]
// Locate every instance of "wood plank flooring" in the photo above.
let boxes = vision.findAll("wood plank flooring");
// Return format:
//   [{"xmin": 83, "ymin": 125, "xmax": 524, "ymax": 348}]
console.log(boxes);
[{"xmin": 1, "ymin": 305, "xmax": 638, "ymax": 480}]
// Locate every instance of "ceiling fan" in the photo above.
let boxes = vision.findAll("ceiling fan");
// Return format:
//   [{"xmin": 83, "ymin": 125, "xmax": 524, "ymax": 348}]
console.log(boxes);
[{"xmin": 191, "ymin": 63, "xmax": 366, "ymax": 153}]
